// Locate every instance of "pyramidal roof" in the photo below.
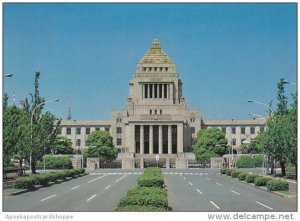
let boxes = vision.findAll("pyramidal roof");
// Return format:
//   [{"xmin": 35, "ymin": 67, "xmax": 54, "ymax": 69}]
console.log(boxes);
[{"xmin": 139, "ymin": 39, "xmax": 174, "ymax": 64}]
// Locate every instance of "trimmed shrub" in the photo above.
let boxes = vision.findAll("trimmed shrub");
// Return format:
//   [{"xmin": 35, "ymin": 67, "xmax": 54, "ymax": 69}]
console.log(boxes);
[
  {"xmin": 144, "ymin": 167, "xmax": 162, "ymax": 175},
  {"xmin": 238, "ymin": 172, "xmax": 248, "ymax": 181},
  {"xmin": 38, "ymin": 156, "xmax": 73, "ymax": 169},
  {"xmin": 267, "ymin": 179, "xmax": 289, "ymax": 191},
  {"xmin": 31, "ymin": 174, "xmax": 50, "ymax": 185},
  {"xmin": 220, "ymin": 168, "xmax": 228, "ymax": 174},
  {"xmin": 236, "ymin": 155, "xmax": 254, "ymax": 168},
  {"xmin": 254, "ymin": 176, "xmax": 272, "ymax": 186},
  {"xmin": 253, "ymin": 155, "xmax": 263, "ymax": 167},
  {"xmin": 246, "ymin": 173, "xmax": 260, "ymax": 183},
  {"xmin": 225, "ymin": 168, "xmax": 233, "ymax": 176},
  {"xmin": 47, "ymin": 173, "xmax": 60, "ymax": 182},
  {"xmin": 115, "ymin": 205, "xmax": 166, "ymax": 212},
  {"xmin": 137, "ymin": 175, "xmax": 164, "ymax": 188},
  {"xmin": 118, "ymin": 193, "xmax": 168, "ymax": 209},
  {"xmin": 127, "ymin": 187, "xmax": 167, "ymax": 198},
  {"xmin": 56, "ymin": 171, "xmax": 68, "ymax": 180},
  {"xmin": 13, "ymin": 177, "xmax": 35, "ymax": 189},
  {"xmin": 231, "ymin": 170, "xmax": 242, "ymax": 178}
]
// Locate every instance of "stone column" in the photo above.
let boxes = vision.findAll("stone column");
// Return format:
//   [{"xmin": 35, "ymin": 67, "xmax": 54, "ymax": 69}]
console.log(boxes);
[
  {"xmin": 61, "ymin": 127, "xmax": 67, "ymax": 136},
  {"xmin": 168, "ymin": 125, "xmax": 172, "ymax": 154},
  {"xmin": 129, "ymin": 125, "xmax": 135, "ymax": 153},
  {"xmin": 71, "ymin": 127, "xmax": 76, "ymax": 149},
  {"xmin": 170, "ymin": 84, "xmax": 173, "ymax": 102},
  {"xmin": 159, "ymin": 125, "xmax": 163, "ymax": 154},
  {"xmin": 177, "ymin": 123, "xmax": 183, "ymax": 153},
  {"xmin": 81, "ymin": 127, "xmax": 86, "ymax": 148},
  {"xmin": 140, "ymin": 125, "xmax": 144, "ymax": 154},
  {"xmin": 149, "ymin": 125, "xmax": 153, "ymax": 154}
]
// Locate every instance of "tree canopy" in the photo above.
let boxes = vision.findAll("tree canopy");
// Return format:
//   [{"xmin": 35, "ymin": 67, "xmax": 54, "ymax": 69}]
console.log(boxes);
[
  {"xmin": 83, "ymin": 130, "xmax": 118, "ymax": 162},
  {"xmin": 51, "ymin": 135, "xmax": 74, "ymax": 154},
  {"xmin": 193, "ymin": 127, "xmax": 228, "ymax": 162}
]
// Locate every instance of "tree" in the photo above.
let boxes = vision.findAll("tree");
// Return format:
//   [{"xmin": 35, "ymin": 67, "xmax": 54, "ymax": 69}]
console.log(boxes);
[
  {"xmin": 240, "ymin": 141, "xmax": 261, "ymax": 154},
  {"xmin": 83, "ymin": 130, "xmax": 118, "ymax": 163},
  {"xmin": 193, "ymin": 128, "xmax": 228, "ymax": 162},
  {"xmin": 51, "ymin": 135, "xmax": 74, "ymax": 154}
]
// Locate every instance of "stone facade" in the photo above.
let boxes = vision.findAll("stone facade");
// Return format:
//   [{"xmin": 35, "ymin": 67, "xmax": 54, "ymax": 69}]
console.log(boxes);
[{"xmin": 58, "ymin": 39, "xmax": 265, "ymax": 168}]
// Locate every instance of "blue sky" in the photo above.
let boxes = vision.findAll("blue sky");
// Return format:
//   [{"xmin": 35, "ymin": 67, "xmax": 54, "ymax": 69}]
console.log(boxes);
[{"xmin": 3, "ymin": 3, "xmax": 297, "ymax": 120}]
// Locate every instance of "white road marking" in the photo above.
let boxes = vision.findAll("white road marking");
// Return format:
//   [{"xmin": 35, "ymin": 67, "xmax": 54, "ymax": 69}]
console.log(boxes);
[
  {"xmin": 169, "ymin": 172, "xmax": 173, "ymax": 174},
  {"xmin": 216, "ymin": 182, "xmax": 222, "ymax": 187},
  {"xmin": 196, "ymin": 189, "xmax": 203, "ymax": 194},
  {"xmin": 115, "ymin": 174, "xmax": 128, "ymax": 183},
  {"xmin": 200, "ymin": 173, "xmax": 203, "ymax": 176},
  {"xmin": 205, "ymin": 173, "xmax": 208, "ymax": 175},
  {"xmin": 108, "ymin": 172, "xmax": 112, "ymax": 175},
  {"xmin": 128, "ymin": 172, "xmax": 132, "ymax": 174},
  {"xmin": 133, "ymin": 172, "xmax": 137, "ymax": 174},
  {"xmin": 190, "ymin": 173, "xmax": 193, "ymax": 175},
  {"xmin": 88, "ymin": 174, "xmax": 108, "ymax": 183},
  {"xmin": 86, "ymin": 194, "xmax": 97, "ymax": 202},
  {"xmin": 105, "ymin": 185, "xmax": 111, "ymax": 190},
  {"xmin": 210, "ymin": 201, "xmax": 220, "ymax": 210},
  {"xmin": 230, "ymin": 190, "xmax": 240, "ymax": 195},
  {"xmin": 206, "ymin": 177, "xmax": 211, "ymax": 181},
  {"xmin": 183, "ymin": 177, "xmax": 187, "ymax": 180},
  {"xmin": 112, "ymin": 172, "xmax": 116, "ymax": 175},
  {"xmin": 179, "ymin": 173, "xmax": 182, "ymax": 175},
  {"xmin": 188, "ymin": 182, "xmax": 193, "ymax": 186},
  {"xmin": 195, "ymin": 173, "xmax": 198, "ymax": 175},
  {"xmin": 256, "ymin": 201, "xmax": 273, "ymax": 210},
  {"xmin": 70, "ymin": 185, "xmax": 80, "ymax": 190},
  {"xmin": 41, "ymin": 194, "xmax": 56, "ymax": 202},
  {"xmin": 174, "ymin": 172, "xmax": 178, "ymax": 174}
]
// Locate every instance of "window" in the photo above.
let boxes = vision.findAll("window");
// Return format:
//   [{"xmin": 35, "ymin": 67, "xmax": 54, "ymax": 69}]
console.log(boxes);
[
  {"xmin": 117, "ymin": 127, "xmax": 122, "ymax": 134},
  {"xmin": 222, "ymin": 127, "xmax": 226, "ymax": 134},
  {"xmin": 191, "ymin": 127, "xmax": 195, "ymax": 133},
  {"xmin": 154, "ymin": 84, "xmax": 157, "ymax": 98},
  {"xmin": 159, "ymin": 84, "xmax": 162, "ymax": 98},
  {"xmin": 232, "ymin": 139, "xmax": 236, "ymax": 146},
  {"xmin": 117, "ymin": 138, "xmax": 122, "ymax": 146},
  {"xmin": 190, "ymin": 118, "xmax": 195, "ymax": 123},
  {"xmin": 164, "ymin": 84, "xmax": 167, "ymax": 98},
  {"xmin": 155, "ymin": 110, "xmax": 157, "ymax": 115},
  {"xmin": 86, "ymin": 128, "xmax": 90, "ymax": 135},
  {"xmin": 251, "ymin": 127, "xmax": 255, "ymax": 134},
  {"xmin": 105, "ymin": 128, "xmax": 110, "ymax": 132},
  {"xmin": 76, "ymin": 128, "xmax": 81, "ymax": 135},
  {"xmin": 76, "ymin": 139, "xmax": 81, "ymax": 146},
  {"xmin": 117, "ymin": 118, "xmax": 122, "ymax": 123},
  {"xmin": 232, "ymin": 127, "xmax": 236, "ymax": 134},
  {"xmin": 145, "ymin": 84, "xmax": 148, "ymax": 98},
  {"xmin": 150, "ymin": 110, "xmax": 152, "ymax": 115},
  {"xmin": 96, "ymin": 128, "xmax": 100, "ymax": 131},
  {"xmin": 241, "ymin": 127, "xmax": 245, "ymax": 134},
  {"xmin": 160, "ymin": 109, "xmax": 162, "ymax": 115},
  {"xmin": 57, "ymin": 127, "xmax": 62, "ymax": 134},
  {"xmin": 67, "ymin": 128, "xmax": 71, "ymax": 135},
  {"xmin": 143, "ymin": 67, "xmax": 146, "ymax": 71}
]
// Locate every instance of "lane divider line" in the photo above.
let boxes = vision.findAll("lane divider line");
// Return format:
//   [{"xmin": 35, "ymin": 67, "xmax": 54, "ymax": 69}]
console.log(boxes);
[
  {"xmin": 230, "ymin": 190, "xmax": 240, "ymax": 195},
  {"xmin": 70, "ymin": 185, "xmax": 80, "ymax": 190},
  {"xmin": 86, "ymin": 194, "xmax": 97, "ymax": 202},
  {"xmin": 256, "ymin": 201, "xmax": 273, "ymax": 210},
  {"xmin": 105, "ymin": 185, "xmax": 111, "ymax": 190},
  {"xmin": 41, "ymin": 194, "xmax": 56, "ymax": 202},
  {"xmin": 183, "ymin": 177, "xmax": 187, "ymax": 180},
  {"xmin": 216, "ymin": 182, "xmax": 222, "ymax": 187},
  {"xmin": 196, "ymin": 189, "xmax": 203, "ymax": 194},
  {"xmin": 88, "ymin": 174, "xmax": 108, "ymax": 183},
  {"xmin": 210, "ymin": 201, "xmax": 220, "ymax": 210},
  {"xmin": 115, "ymin": 174, "xmax": 128, "ymax": 183},
  {"xmin": 188, "ymin": 182, "xmax": 193, "ymax": 186}
]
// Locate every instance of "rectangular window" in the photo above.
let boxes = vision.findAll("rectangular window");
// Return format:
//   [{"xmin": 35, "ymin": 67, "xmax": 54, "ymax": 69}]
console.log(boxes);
[
  {"xmin": 155, "ymin": 110, "xmax": 157, "ymax": 115},
  {"xmin": 160, "ymin": 109, "xmax": 162, "ymax": 115},
  {"xmin": 191, "ymin": 127, "xmax": 195, "ymax": 133},
  {"xmin": 105, "ymin": 128, "xmax": 109, "ymax": 132},
  {"xmin": 149, "ymin": 84, "xmax": 153, "ymax": 98},
  {"xmin": 232, "ymin": 139, "xmax": 236, "ymax": 146},
  {"xmin": 117, "ymin": 138, "xmax": 122, "ymax": 146},
  {"xmin": 86, "ymin": 128, "xmax": 90, "ymax": 135},
  {"xmin": 159, "ymin": 84, "xmax": 162, "ymax": 98},
  {"xmin": 96, "ymin": 127, "xmax": 100, "ymax": 131},
  {"xmin": 145, "ymin": 84, "xmax": 148, "ymax": 98},
  {"xmin": 150, "ymin": 110, "xmax": 152, "ymax": 115},
  {"xmin": 222, "ymin": 127, "xmax": 226, "ymax": 134},
  {"xmin": 76, "ymin": 139, "xmax": 81, "ymax": 146},
  {"xmin": 67, "ymin": 128, "xmax": 71, "ymax": 135},
  {"xmin": 117, "ymin": 127, "xmax": 122, "ymax": 133},
  {"xmin": 251, "ymin": 127, "xmax": 255, "ymax": 134},
  {"xmin": 190, "ymin": 118, "xmax": 195, "ymax": 123},
  {"xmin": 164, "ymin": 84, "xmax": 167, "ymax": 98},
  {"xmin": 241, "ymin": 127, "xmax": 245, "ymax": 134},
  {"xmin": 76, "ymin": 128, "xmax": 81, "ymax": 135},
  {"xmin": 232, "ymin": 127, "xmax": 236, "ymax": 134}
]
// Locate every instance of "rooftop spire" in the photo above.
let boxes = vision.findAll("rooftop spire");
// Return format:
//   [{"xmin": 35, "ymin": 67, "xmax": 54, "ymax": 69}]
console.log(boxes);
[{"xmin": 151, "ymin": 38, "xmax": 160, "ymax": 48}]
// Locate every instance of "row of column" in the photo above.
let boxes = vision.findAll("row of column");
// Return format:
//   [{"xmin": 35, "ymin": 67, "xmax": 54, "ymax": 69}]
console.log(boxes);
[
  {"xmin": 142, "ymin": 83, "xmax": 171, "ymax": 99},
  {"xmin": 138, "ymin": 124, "xmax": 183, "ymax": 154}
]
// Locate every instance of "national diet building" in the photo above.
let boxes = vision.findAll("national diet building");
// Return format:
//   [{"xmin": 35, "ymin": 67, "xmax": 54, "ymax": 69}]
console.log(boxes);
[{"xmin": 59, "ymin": 39, "xmax": 265, "ymax": 168}]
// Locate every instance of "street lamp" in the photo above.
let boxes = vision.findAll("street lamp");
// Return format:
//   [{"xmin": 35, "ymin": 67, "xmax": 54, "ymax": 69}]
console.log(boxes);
[
  {"xmin": 4, "ymin": 73, "xmax": 13, "ymax": 77},
  {"xmin": 30, "ymin": 98, "xmax": 59, "ymax": 174},
  {"xmin": 248, "ymin": 113, "xmax": 267, "ymax": 122},
  {"xmin": 283, "ymin": 79, "xmax": 296, "ymax": 85}
]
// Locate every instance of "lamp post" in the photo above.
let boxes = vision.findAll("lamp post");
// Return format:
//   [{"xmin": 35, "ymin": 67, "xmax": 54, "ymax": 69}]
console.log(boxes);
[
  {"xmin": 283, "ymin": 79, "xmax": 296, "ymax": 85},
  {"xmin": 30, "ymin": 98, "xmax": 59, "ymax": 174}
]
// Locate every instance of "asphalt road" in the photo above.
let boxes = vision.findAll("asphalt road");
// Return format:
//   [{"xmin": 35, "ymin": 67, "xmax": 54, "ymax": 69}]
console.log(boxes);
[
  {"xmin": 163, "ymin": 168, "xmax": 297, "ymax": 212},
  {"xmin": 3, "ymin": 169, "xmax": 143, "ymax": 212}
]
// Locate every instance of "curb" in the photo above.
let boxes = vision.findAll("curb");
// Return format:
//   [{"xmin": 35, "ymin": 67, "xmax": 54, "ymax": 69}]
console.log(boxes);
[{"xmin": 221, "ymin": 174, "xmax": 296, "ymax": 198}]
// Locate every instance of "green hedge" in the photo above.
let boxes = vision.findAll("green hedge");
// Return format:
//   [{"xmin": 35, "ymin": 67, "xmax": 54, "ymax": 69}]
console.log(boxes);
[
  {"xmin": 238, "ymin": 172, "xmax": 248, "ymax": 181},
  {"xmin": 220, "ymin": 168, "xmax": 228, "ymax": 174},
  {"xmin": 13, "ymin": 169, "xmax": 85, "ymax": 189},
  {"xmin": 254, "ymin": 176, "xmax": 272, "ymax": 186},
  {"xmin": 225, "ymin": 169, "xmax": 233, "ymax": 176},
  {"xmin": 37, "ymin": 156, "xmax": 73, "ymax": 169},
  {"xmin": 246, "ymin": 173, "xmax": 260, "ymax": 183},
  {"xmin": 267, "ymin": 179, "xmax": 289, "ymax": 191},
  {"xmin": 116, "ymin": 167, "xmax": 168, "ymax": 211},
  {"xmin": 236, "ymin": 155, "xmax": 254, "ymax": 168},
  {"xmin": 253, "ymin": 155, "xmax": 263, "ymax": 167},
  {"xmin": 231, "ymin": 170, "xmax": 242, "ymax": 178}
]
